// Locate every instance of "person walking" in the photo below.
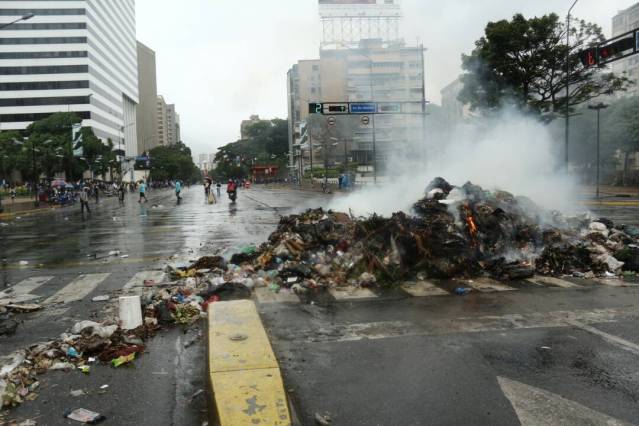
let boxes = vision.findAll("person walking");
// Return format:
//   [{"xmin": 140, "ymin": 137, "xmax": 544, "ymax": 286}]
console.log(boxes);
[
  {"xmin": 80, "ymin": 186, "xmax": 91, "ymax": 214},
  {"xmin": 216, "ymin": 182, "xmax": 221, "ymax": 197},
  {"xmin": 175, "ymin": 180, "xmax": 182, "ymax": 203},
  {"xmin": 138, "ymin": 181, "xmax": 148, "ymax": 203},
  {"xmin": 118, "ymin": 182, "xmax": 125, "ymax": 206}
]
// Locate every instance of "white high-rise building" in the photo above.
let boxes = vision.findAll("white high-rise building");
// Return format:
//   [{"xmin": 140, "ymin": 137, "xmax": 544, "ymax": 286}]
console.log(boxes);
[
  {"xmin": 0, "ymin": 0, "xmax": 139, "ymax": 157},
  {"xmin": 612, "ymin": 3, "xmax": 639, "ymax": 96}
]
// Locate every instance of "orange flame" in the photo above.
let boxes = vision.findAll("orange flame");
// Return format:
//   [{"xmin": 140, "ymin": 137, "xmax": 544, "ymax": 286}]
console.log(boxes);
[{"xmin": 463, "ymin": 204, "xmax": 478, "ymax": 245}]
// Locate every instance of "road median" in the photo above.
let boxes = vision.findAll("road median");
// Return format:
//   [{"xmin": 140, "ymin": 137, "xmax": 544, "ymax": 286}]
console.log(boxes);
[{"xmin": 207, "ymin": 299, "xmax": 291, "ymax": 425}]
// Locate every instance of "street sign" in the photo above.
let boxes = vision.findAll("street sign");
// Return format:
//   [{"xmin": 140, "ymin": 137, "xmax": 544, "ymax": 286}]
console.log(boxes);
[
  {"xmin": 378, "ymin": 103, "xmax": 401, "ymax": 114},
  {"xmin": 309, "ymin": 102, "xmax": 323, "ymax": 114},
  {"xmin": 350, "ymin": 103, "xmax": 377, "ymax": 114},
  {"xmin": 323, "ymin": 103, "xmax": 349, "ymax": 114},
  {"xmin": 327, "ymin": 116, "xmax": 336, "ymax": 126},
  {"xmin": 361, "ymin": 116, "xmax": 370, "ymax": 125}
]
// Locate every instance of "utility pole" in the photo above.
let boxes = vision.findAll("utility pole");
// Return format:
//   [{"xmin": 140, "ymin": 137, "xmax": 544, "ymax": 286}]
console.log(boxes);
[
  {"xmin": 588, "ymin": 102, "xmax": 608, "ymax": 199},
  {"xmin": 420, "ymin": 44, "xmax": 428, "ymax": 164},
  {"xmin": 309, "ymin": 130, "xmax": 314, "ymax": 186},
  {"xmin": 565, "ymin": 0, "xmax": 579, "ymax": 167},
  {"xmin": 369, "ymin": 58, "xmax": 377, "ymax": 183}
]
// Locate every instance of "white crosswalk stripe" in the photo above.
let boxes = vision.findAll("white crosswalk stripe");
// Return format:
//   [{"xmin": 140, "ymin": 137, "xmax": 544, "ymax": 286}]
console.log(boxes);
[
  {"xmin": 329, "ymin": 286, "xmax": 377, "ymax": 300},
  {"xmin": 123, "ymin": 270, "xmax": 166, "ymax": 295},
  {"xmin": 463, "ymin": 278, "xmax": 517, "ymax": 292},
  {"xmin": 401, "ymin": 280, "xmax": 449, "ymax": 297},
  {"xmin": 526, "ymin": 276, "xmax": 579, "ymax": 288},
  {"xmin": 44, "ymin": 273, "xmax": 110, "ymax": 305},
  {"xmin": 0, "ymin": 276, "xmax": 53, "ymax": 303},
  {"xmin": 254, "ymin": 287, "xmax": 300, "ymax": 304}
]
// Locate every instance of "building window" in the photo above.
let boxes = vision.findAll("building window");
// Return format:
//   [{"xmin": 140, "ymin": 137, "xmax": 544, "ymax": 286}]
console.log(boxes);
[
  {"xmin": 312, "ymin": 65, "xmax": 319, "ymax": 71},
  {"xmin": 0, "ymin": 65, "xmax": 89, "ymax": 75},
  {"xmin": 0, "ymin": 80, "xmax": 89, "ymax": 91},
  {"xmin": 0, "ymin": 37, "xmax": 88, "ymax": 45},
  {"xmin": 0, "ymin": 9, "xmax": 86, "ymax": 16},
  {"xmin": 0, "ymin": 22, "xmax": 87, "ymax": 30},
  {"xmin": 0, "ymin": 96, "xmax": 91, "ymax": 107},
  {"xmin": 0, "ymin": 51, "xmax": 88, "ymax": 59}
]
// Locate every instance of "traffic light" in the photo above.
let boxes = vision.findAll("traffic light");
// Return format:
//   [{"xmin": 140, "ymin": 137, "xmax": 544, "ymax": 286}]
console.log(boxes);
[
  {"xmin": 598, "ymin": 36, "xmax": 634, "ymax": 62},
  {"xmin": 579, "ymin": 48, "xmax": 598, "ymax": 67}
]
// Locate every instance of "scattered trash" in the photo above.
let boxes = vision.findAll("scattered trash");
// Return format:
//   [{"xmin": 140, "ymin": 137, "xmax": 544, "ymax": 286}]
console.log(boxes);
[
  {"xmin": 108, "ymin": 250, "xmax": 120, "ymax": 256},
  {"xmin": 540, "ymin": 346, "xmax": 552, "ymax": 350},
  {"xmin": 79, "ymin": 366, "xmax": 90, "ymax": 374},
  {"xmin": 64, "ymin": 408, "xmax": 105, "ymax": 424},
  {"xmin": 315, "ymin": 412, "xmax": 333, "ymax": 425},
  {"xmin": 70, "ymin": 389, "xmax": 86, "ymax": 397},
  {"xmin": 229, "ymin": 333, "xmax": 248, "ymax": 342},
  {"xmin": 19, "ymin": 261, "xmax": 29, "ymax": 266},
  {"xmin": 118, "ymin": 296, "xmax": 143, "ymax": 330},
  {"xmin": 99, "ymin": 384, "xmax": 109, "ymax": 390},
  {"xmin": 110, "ymin": 353, "xmax": 136, "ymax": 368},
  {"xmin": 454, "ymin": 287, "xmax": 472, "ymax": 296},
  {"xmin": 49, "ymin": 362, "xmax": 75, "ymax": 371},
  {"xmin": 67, "ymin": 347, "xmax": 79, "ymax": 358},
  {"xmin": 4, "ymin": 303, "xmax": 43, "ymax": 313},
  {"xmin": 190, "ymin": 389, "xmax": 205, "ymax": 403},
  {"xmin": 120, "ymin": 254, "xmax": 129, "ymax": 259},
  {"xmin": 91, "ymin": 295, "xmax": 110, "ymax": 302}
]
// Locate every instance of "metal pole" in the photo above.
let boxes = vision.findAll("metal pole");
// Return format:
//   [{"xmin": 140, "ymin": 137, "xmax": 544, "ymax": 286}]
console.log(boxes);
[
  {"xmin": 596, "ymin": 107, "xmax": 600, "ymax": 199},
  {"xmin": 588, "ymin": 102, "xmax": 608, "ymax": 200},
  {"xmin": 32, "ymin": 142, "xmax": 38, "ymax": 207},
  {"xmin": 370, "ymin": 58, "xmax": 377, "ymax": 183},
  {"xmin": 420, "ymin": 44, "xmax": 427, "ymax": 164},
  {"xmin": 309, "ymin": 131, "xmax": 314, "ymax": 186},
  {"xmin": 565, "ymin": 0, "xmax": 579, "ymax": 167}
]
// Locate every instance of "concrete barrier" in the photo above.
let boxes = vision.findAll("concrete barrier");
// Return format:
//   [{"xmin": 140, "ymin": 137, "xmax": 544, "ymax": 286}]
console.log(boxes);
[{"xmin": 208, "ymin": 300, "xmax": 291, "ymax": 425}]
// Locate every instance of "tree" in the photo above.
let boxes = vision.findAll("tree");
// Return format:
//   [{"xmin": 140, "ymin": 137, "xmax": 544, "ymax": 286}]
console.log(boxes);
[
  {"xmin": 602, "ymin": 96, "xmax": 639, "ymax": 184},
  {"xmin": 459, "ymin": 13, "xmax": 630, "ymax": 120},
  {"xmin": 148, "ymin": 142, "xmax": 200, "ymax": 183}
]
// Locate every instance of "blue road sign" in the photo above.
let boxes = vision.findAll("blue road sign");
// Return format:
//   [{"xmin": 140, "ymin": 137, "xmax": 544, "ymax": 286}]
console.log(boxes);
[{"xmin": 350, "ymin": 103, "xmax": 377, "ymax": 114}]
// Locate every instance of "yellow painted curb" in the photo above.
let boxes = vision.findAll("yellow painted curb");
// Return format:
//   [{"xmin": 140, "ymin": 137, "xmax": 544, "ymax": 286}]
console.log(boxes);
[{"xmin": 208, "ymin": 300, "xmax": 292, "ymax": 425}]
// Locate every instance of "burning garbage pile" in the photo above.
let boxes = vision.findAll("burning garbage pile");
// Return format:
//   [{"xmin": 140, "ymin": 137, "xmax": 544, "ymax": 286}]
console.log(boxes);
[{"xmin": 231, "ymin": 177, "xmax": 639, "ymax": 291}]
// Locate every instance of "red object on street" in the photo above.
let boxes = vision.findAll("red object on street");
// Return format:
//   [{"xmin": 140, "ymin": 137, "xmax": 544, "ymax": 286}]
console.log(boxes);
[{"xmin": 202, "ymin": 295, "xmax": 221, "ymax": 312}]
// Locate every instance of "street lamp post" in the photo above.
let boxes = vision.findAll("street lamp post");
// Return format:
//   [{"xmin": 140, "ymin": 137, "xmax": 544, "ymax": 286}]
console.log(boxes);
[
  {"xmin": 588, "ymin": 102, "xmax": 608, "ymax": 199},
  {"xmin": 565, "ymin": 0, "xmax": 579, "ymax": 167}
]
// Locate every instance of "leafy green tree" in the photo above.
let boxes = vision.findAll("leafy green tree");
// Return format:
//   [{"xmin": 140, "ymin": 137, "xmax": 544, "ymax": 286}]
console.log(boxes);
[
  {"xmin": 460, "ymin": 13, "xmax": 630, "ymax": 120},
  {"xmin": 148, "ymin": 142, "xmax": 200, "ymax": 183}
]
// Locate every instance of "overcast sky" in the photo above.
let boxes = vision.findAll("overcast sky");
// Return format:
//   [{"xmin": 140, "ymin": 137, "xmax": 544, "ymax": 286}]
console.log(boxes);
[{"xmin": 136, "ymin": 0, "xmax": 638, "ymax": 157}]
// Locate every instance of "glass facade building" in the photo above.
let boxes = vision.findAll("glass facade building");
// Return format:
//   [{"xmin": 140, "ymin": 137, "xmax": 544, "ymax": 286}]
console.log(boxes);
[{"xmin": 0, "ymin": 0, "xmax": 139, "ymax": 157}]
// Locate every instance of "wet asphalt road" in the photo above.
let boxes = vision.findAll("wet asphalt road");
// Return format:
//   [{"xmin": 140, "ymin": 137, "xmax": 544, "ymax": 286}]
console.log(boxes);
[
  {"xmin": 0, "ymin": 185, "xmax": 329, "ymax": 425},
  {"xmin": 2, "ymin": 187, "xmax": 638, "ymax": 425}
]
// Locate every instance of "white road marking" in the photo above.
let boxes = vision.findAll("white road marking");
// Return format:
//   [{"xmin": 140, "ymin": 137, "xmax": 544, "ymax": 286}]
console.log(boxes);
[
  {"xmin": 498, "ymin": 376, "xmax": 633, "ymax": 426},
  {"xmin": 329, "ymin": 286, "xmax": 377, "ymax": 300},
  {"xmin": 401, "ymin": 280, "xmax": 449, "ymax": 297},
  {"xmin": 299, "ymin": 307, "xmax": 639, "ymax": 343},
  {"xmin": 526, "ymin": 276, "xmax": 579, "ymax": 288},
  {"xmin": 0, "ymin": 276, "xmax": 53, "ymax": 302},
  {"xmin": 594, "ymin": 278, "xmax": 639, "ymax": 287},
  {"xmin": 123, "ymin": 270, "xmax": 166, "ymax": 295},
  {"xmin": 255, "ymin": 287, "xmax": 300, "ymax": 304},
  {"xmin": 566, "ymin": 319, "xmax": 639, "ymax": 357},
  {"xmin": 463, "ymin": 278, "xmax": 516, "ymax": 292},
  {"xmin": 44, "ymin": 273, "xmax": 110, "ymax": 305}
]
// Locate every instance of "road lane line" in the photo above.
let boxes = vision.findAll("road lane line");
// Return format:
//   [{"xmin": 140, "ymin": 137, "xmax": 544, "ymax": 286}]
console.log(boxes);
[
  {"xmin": 566, "ymin": 319, "xmax": 639, "ymax": 356},
  {"xmin": 254, "ymin": 287, "xmax": 300, "ymax": 304},
  {"xmin": 526, "ymin": 276, "xmax": 579, "ymax": 288},
  {"xmin": 329, "ymin": 286, "xmax": 378, "ymax": 300},
  {"xmin": 498, "ymin": 376, "xmax": 633, "ymax": 426},
  {"xmin": 463, "ymin": 278, "xmax": 517, "ymax": 292},
  {"xmin": 0, "ymin": 276, "xmax": 53, "ymax": 301},
  {"xmin": 293, "ymin": 307, "xmax": 639, "ymax": 343},
  {"xmin": 401, "ymin": 280, "xmax": 449, "ymax": 297},
  {"xmin": 44, "ymin": 273, "xmax": 110, "ymax": 305},
  {"xmin": 123, "ymin": 270, "xmax": 166, "ymax": 295}
]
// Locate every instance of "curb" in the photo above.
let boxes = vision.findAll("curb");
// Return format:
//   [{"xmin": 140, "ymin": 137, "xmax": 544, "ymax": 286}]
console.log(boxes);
[
  {"xmin": 0, "ymin": 204, "xmax": 61, "ymax": 220},
  {"xmin": 207, "ymin": 300, "xmax": 292, "ymax": 425}
]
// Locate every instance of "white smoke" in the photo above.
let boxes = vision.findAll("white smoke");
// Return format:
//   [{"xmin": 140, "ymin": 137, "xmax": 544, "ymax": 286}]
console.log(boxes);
[{"xmin": 329, "ymin": 108, "xmax": 579, "ymax": 216}]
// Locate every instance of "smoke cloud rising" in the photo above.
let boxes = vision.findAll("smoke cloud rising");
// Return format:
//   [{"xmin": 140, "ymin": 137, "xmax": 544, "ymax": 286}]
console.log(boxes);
[{"xmin": 328, "ymin": 108, "xmax": 579, "ymax": 216}]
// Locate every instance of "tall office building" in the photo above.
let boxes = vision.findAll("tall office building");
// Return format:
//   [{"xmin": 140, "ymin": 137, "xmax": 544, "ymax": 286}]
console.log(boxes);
[
  {"xmin": 156, "ymin": 95, "xmax": 168, "ymax": 146},
  {"xmin": 0, "ymin": 0, "xmax": 139, "ymax": 157},
  {"xmin": 612, "ymin": 3, "xmax": 639, "ymax": 95},
  {"xmin": 166, "ymin": 103, "xmax": 179, "ymax": 145},
  {"xmin": 136, "ymin": 41, "xmax": 157, "ymax": 155}
]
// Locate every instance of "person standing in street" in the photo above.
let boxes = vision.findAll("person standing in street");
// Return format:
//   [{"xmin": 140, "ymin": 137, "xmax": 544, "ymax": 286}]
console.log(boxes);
[
  {"xmin": 118, "ymin": 182, "xmax": 125, "ymax": 206},
  {"xmin": 93, "ymin": 182, "xmax": 99, "ymax": 204},
  {"xmin": 138, "ymin": 181, "xmax": 148, "ymax": 203},
  {"xmin": 80, "ymin": 186, "xmax": 91, "ymax": 214}
]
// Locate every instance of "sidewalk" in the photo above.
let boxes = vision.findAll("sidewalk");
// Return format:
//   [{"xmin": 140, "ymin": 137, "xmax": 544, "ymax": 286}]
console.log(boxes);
[{"xmin": 578, "ymin": 185, "xmax": 639, "ymax": 198}]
